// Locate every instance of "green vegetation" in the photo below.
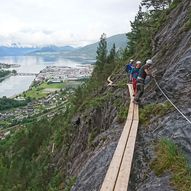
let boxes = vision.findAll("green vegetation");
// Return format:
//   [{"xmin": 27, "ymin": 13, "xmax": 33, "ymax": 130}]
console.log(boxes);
[
  {"xmin": 81, "ymin": 93, "xmax": 113, "ymax": 110},
  {"xmin": 64, "ymin": 176, "xmax": 77, "ymax": 191},
  {"xmin": 115, "ymin": 77, "xmax": 128, "ymax": 88},
  {"xmin": 0, "ymin": 96, "xmax": 29, "ymax": 111},
  {"xmin": 151, "ymin": 139, "xmax": 191, "ymax": 191},
  {"xmin": 0, "ymin": 70, "xmax": 11, "ymax": 78},
  {"xmin": 23, "ymin": 81, "xmax": 65, "ymax": 99},
  {"xmin": 0, "ymin": 32, "xmax": 121, "ymax": 190},
  {"xmin": 183, "ymin": 7, "xmax": 191, "ymax": 32},
  {"xmin": 0, "ymin": 0, "xmax": 187, "ymax": 189},
  {"xmin": 0, "ymin": 120, "xmax": 11, "ymax": 127},
  {"xmin": 72, "ymin": 34, "xmax": 119, "ymax": 110},
  {"xmin": 140, "ymin": 102, "xmax": 173, "ymax": 125},
  {"xmin": 169, "ymin": 0, "xmax": 182, "ymax": 10},
  {"xmin": 42, "ymin": 82, "xmax": 65, "ymax": 89},
  {"xmin": 117, "ymin": 104, "xmax": 128, "ymax": 123},
  {"xmin": 64, "ymin": 33, "xmax": 127, "ymax": 59},
  {"xmin": 23, "ymin": 81, "xmax": 82, "ymax": 99},
  {"xmin": 114, "ymin": 97, "xmax": 129, "ymax": 123},
  {"xmin": 87, "ymin": 132, "xmax": 97, "ymax": 148},
  {"xmin": 0, "ymin": 101, "xmax": 77, "ymax": 190},
  {"xmin": 125, "ymin": 0, "xmax": 182, "ymax": 60}
]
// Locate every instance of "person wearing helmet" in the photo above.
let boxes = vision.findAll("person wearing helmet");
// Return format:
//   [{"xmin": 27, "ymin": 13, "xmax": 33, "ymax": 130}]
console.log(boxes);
[
  {"xmin": 130, "ymin": 61, "xmax": 142, "ymax": 96},
  {"xmin": 125, "ymin": 59, "xmax": 134, "ymax": 82},
  {"xmin": 134, "ymin": 59, "xmax": 154, "ymax": 104}
]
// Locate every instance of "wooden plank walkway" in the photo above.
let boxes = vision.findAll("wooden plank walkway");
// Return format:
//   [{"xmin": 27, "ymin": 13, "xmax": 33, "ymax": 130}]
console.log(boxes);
[{"xmin": 100, "ymin": 83, "xmax": 139, "ymax": 191}]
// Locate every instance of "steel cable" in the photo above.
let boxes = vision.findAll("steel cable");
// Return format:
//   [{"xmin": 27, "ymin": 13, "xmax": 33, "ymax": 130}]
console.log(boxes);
[{"xmin": 154, "ymin": 78, "xmax": 191, "ymax": 125}]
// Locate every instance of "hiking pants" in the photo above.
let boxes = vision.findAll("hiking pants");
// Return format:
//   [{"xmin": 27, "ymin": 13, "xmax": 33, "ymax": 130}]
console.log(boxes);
[
  {"xmin": 134, "ymin": 82, "xmax": 144, "ymax": 102},
  {"xmin": 132, "ymin": 78, "xmax": 137, "ymax": 95}
]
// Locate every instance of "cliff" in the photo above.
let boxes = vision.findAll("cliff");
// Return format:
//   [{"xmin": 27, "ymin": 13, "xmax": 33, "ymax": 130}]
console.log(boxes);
[
  {"xmin": 70, "ymin": 0, "xmax": 191, "ymax": 190},
  {"xmin": 129, "ymin": 0, "xmax": 191, "ymax": 190},
  {"xmin": 0, "ymin": 0, "xmax": 191, "ymax": 191}
]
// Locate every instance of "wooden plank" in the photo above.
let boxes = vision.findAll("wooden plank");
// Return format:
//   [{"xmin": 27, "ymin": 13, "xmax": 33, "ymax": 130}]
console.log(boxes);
[
  {"xmin": 100, "ymin": 104, "xmax": 134, "ymax": 191},
  {"xmin": 107, "ymin": 76, "xmax": 113, "ymax": 86},
  {"xmin": 100, "ymin": 84, "xmax": 134, "ymax": 191},
  {"xmin": 114, "ymin": 104, "xmax": 139, "ymax": 191},
  {"xmin": 127, "ymin": 84, "xmax": 134, "ymax": 100}
]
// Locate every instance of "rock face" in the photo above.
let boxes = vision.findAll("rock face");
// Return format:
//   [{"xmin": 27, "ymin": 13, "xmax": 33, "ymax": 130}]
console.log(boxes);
[
  {"xmin": 54, "ymin": 1, "xmax": 191, "ymax": 190},
  {"xmin": 54, "ymin": 84, "xmax": 130, "ymax": 191},
  {"xmin": 129, "ymin": 0, "xmax": 191, "ymax": 190}
]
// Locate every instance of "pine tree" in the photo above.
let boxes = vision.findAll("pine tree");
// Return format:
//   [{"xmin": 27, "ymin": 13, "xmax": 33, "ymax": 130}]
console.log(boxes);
[
  {"xmin": 91, "ymin": 33, "xmax": 108, "ymax": 81},
  {"xmin": 107, "ymin": 43, "xmax": 116, "ymax": 63},
  {"xmin": 96, "ymin": 33, "xmax": 107, "ymax": 67},
  {"xmin": 141, "ymin": 0, "xmax": 172, "ymax": 10},
  {"xmin": 127, "ymin": 6, "xmax": 145, "ymax": 55}
]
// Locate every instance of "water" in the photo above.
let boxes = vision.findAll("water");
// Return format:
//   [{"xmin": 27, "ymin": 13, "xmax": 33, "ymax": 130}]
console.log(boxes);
[{"xmin": 0, "ymin": 55, "xmax": 91, "ymax": 97}]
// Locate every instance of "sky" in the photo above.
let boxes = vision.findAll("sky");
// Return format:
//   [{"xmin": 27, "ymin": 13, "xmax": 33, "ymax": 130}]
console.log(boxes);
[{"xmin": 0, "ymin": 0, "xmax": 142, "ymax": 47}]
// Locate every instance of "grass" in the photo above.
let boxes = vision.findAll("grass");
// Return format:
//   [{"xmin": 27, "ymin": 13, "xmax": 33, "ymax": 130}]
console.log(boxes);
[
  {"xmin": 0, "ymin": 120, "xmax": 11, "ymax": 127},
  {"xmin": 87, "ymin": 131, "xmax": 98, "ymax": 148},
  {"xmin": 41, "ymin": 82, "xmax": 65, "ymax": 89},
  {"xmin": 23, "ymin": 81, "xmax": 82, "ymax": 99},
  {"xmin": 24, "ymin": 88, "xmax": 46, "ymax": 99},
  {"xmin": 117, "ymin": 104, "xmax": 128, "ymax": 123},
  {"xmin": 151, "ymin": 139, "xmax": 191, "ymax": 191},
  {"xmin": 169, "ymin": 0, "xmax": 182, "ymax": 11},
  {"xmin": 63, "ymin": 176, "xmax": 77, "ymax": 191},
  {"xmin": 114, "ymin": 97, "xmax": 128, "ymax": 123},
  {"xmin": 80, "ymin": 93, "xmax": 113, "ymax": 110},
  {"xmin": 140, "ymin": 102, "xmax": 173, "ymax": 125},
  {"xmin": 23, "ymin": 82, "xmax": 66, "ymax": 99},
  {"xmin": 115, "ymin": 79, "xmax": 128, "ymax": 89},
  {"xmin": 182, "ymin": 8, "xmax": 191, "ymax": 32}
]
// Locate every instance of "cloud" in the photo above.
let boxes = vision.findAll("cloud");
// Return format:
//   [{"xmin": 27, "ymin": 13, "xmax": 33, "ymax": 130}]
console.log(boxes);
[{"xmin": 0, "ymin": 0, "xmax": 141, "ymax": 46}]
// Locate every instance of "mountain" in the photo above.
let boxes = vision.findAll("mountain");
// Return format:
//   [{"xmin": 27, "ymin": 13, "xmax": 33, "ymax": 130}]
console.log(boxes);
[
  {"xmin": 0, "ymin": 45, "xmax": 76, "ymax": 56},
  {"xmin": 29, "ymin": 34, "xmax": 127, "ymax": 58},
  {"xmin": 29, "ymin": 45, "xmax": 76, "ymax": 55},
  {"xmin": 64, "ymin": 33, "xmax": 128, "ymax": 59},
  {"xmin": 0, "ymin": 46, "xmax": 38, "ymax": 56},
  {"xmin": 0, "ymin": 34, "xmax": 126, "ymax": 58}
]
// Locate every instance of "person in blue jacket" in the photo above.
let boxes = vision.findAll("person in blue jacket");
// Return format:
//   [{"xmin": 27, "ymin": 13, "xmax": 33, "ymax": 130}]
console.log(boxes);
[
  {"xmin": 125, "ymin": 59, "xmax": 134, "ymax": 82},
  {"xmin": 131, "ymin": 61, "xmax": 142, "ymax": 96}
]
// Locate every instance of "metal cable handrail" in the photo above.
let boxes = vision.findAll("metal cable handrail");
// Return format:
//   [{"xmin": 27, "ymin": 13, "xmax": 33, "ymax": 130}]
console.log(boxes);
[{"xmin": 154, "ymin": 78, "xmax": 191, "ymax": 125}]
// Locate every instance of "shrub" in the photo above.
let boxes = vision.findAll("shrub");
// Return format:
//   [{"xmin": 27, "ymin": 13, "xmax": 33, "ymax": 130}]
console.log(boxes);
[{"xmin": 140, "ymin": 102, "xmax": 173, "ymax": 125}]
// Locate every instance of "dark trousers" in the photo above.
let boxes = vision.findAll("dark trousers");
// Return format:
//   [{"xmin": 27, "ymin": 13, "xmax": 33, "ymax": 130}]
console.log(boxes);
[{"xmin": 134, "ymin": 82, "xmax": 144, "ymax": 102}]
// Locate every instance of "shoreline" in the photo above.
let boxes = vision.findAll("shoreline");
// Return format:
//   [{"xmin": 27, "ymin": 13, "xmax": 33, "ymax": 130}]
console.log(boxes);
[
  {"xmin": 1, "ymin": 62, "xmax": 93, "ymax": 99},
  {"xmin": 0, "ymin": 73, "xmax": 13, "ymax": 82}
]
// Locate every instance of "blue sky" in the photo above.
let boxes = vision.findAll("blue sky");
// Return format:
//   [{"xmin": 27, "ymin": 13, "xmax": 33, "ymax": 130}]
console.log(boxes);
[{"xmin": 0, "ymin": 0, "xmax": 141, "ymax": 46}]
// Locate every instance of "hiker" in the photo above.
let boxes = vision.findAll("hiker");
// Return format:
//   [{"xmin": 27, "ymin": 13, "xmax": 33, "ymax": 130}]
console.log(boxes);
[
  {"xmin": 134, "ymin": 59, "xmax": 154, "ymax": 104},
  {"xmin": 130, "ymin": 61, "xmax": 142, "ymax": 96},
  {"xmin": 125, "ymin": 59, "xmax": 134, "ymax": 82}
]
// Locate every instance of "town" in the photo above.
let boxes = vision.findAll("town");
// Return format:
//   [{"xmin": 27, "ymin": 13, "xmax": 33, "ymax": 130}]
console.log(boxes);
[
  {"xmin": 0, "ymin": 62, "xmax": 20, "ymax": 69},
  {"xmin": 0, "ymin": 64, "xmax": 94, "ymax": 139},
  {"xmin": 0, "ymin": 88, "xmax": 74, "ymax": 139},
  {"xmin": 35, "ymin": 64, "xmax": 94, "ymax": 84}
]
